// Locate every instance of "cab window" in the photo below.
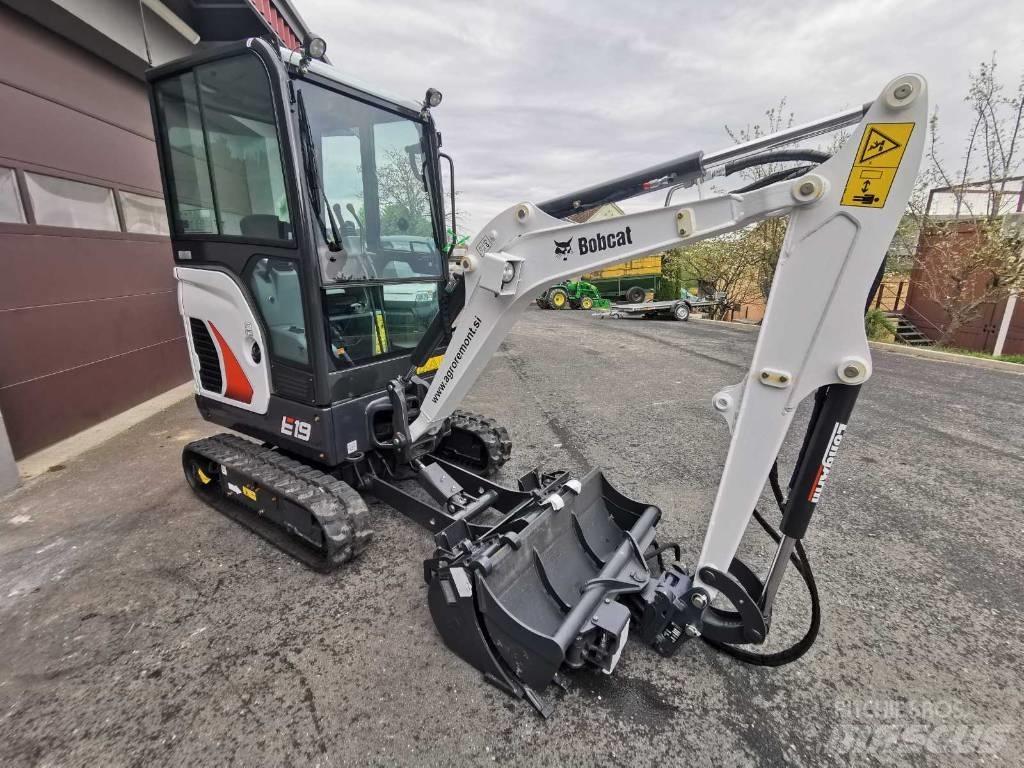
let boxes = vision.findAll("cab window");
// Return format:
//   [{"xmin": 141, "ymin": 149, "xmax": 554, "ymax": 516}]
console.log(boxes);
[
  {"xmin": 250, "ymin": 257, "xmax": 309, "ymax": 365},
  {"xmin": 154, "ymin": 53, "xmax": 292, "ymax": 241}
]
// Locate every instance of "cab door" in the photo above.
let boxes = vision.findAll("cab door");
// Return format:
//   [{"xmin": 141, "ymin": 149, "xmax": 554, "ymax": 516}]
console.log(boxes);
[{"xmin": 149, "ymin": 44, "xmax": 319, "ymax": 407}]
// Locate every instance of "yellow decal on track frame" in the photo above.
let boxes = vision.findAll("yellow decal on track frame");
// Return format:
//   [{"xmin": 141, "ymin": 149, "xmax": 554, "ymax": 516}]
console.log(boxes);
[
  {"xmin": 242, "ymin": 485, "xmax": 257, "ymax": 501},
  {"xmin": 416, "ymin": 354, "xmax": 444, "ymax": 374},
  {"xmin": 841, "ymin": 123, "xmax": 914, "ymax": 209}
]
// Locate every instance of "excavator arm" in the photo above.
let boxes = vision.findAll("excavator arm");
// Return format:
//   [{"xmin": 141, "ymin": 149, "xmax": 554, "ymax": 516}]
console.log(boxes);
[{"xmin": 414, "ymin": 74, "xmax": 926, "ymax": 609}]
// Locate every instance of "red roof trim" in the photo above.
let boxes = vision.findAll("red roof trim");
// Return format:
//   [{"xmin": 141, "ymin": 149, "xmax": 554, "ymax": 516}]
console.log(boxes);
[{"xmin": 250, "ymin": 0, "xmax": 303, "ymax": 49}]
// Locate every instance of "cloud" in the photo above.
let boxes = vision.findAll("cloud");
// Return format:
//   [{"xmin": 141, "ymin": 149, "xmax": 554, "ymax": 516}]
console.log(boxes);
[{"xmin": 299, "ymin": 0, "xmax": 1024, "ymax": 231}]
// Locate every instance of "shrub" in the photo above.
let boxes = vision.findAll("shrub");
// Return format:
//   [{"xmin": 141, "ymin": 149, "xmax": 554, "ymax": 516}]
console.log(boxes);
[{"xmin": 864, "ymin": 308, "xmax": 897, "ymax": 341}]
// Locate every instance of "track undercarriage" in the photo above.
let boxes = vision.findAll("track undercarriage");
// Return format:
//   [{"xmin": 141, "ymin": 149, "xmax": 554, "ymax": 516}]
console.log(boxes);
[{"xmin": 182, "ymin": 409, "xmax": 512, "ymax": 571}]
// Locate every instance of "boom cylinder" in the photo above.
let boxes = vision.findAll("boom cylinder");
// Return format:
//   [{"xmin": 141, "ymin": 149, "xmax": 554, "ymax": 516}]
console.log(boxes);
[
  {"xmin": 537, "ymin": 152, "xmax": 704, "ymax": 219},
  {"xmin": 781, "ymin": 384, "xmax": 861, "ymax": 540},
  {"xmin": 536, "ymin": 102, "xmax": 869, "ymax": 221},
  {"xmin": 759, "ymin": 384, "xmax": 860, "ymax": 613}
]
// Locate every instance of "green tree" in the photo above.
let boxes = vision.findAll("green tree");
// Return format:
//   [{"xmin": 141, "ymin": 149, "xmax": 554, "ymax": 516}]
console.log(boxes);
[
  {"xmin": 663, "ymin": 235, "xmax": 765, "ymax": 320},
  {"xmin": 864, "ymin": 308, "xmax": 896, "ymax": 341},
  {"xmin": 377, "ymin": 147, "xmax": 434, "ymax": 238}
]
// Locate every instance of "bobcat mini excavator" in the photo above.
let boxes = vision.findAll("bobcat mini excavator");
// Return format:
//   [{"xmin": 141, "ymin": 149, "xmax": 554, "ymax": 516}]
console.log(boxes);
[{"xmin": 147, "ymin": 35, "xmax": 926, "ymax": 715}]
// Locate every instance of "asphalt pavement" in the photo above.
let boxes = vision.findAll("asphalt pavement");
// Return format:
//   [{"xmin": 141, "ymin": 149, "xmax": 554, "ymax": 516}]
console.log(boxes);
[{"xmin": 2, "ymin": 308, "xmax": 1022, "ymax": 767}]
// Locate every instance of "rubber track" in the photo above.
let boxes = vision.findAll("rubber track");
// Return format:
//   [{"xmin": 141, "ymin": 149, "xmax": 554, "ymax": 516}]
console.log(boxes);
[
  {"xmin": 437, "ymin": 410, "xmax": 512, "ymax": 477},
  {"xmin": 184, "ymin": 433, "xmax": 372, "ymax": 570}
]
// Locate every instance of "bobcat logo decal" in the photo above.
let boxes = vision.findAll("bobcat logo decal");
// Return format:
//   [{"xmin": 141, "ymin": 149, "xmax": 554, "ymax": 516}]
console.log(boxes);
[{"xmin": 553, "ymin": 238, "xmax": 573, "ymax": 260}]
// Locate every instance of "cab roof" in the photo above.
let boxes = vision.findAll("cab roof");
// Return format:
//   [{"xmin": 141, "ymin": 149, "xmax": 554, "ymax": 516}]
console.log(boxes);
[{"xmin": 277, "ymin": 45, "xmax": 424, "ymax": 115}]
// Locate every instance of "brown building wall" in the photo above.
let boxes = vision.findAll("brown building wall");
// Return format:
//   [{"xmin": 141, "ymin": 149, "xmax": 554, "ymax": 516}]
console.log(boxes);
[
  {"xmin": 727, "ymin": 279, "xmax": 909, "ymax": 324},
  {"xmin": 905, "ymin": 222, "xmax": 1024, "ymax": 353},
  {"xmin": 0, "ymin": 6, "xmax": 189, "ymax": 458}
]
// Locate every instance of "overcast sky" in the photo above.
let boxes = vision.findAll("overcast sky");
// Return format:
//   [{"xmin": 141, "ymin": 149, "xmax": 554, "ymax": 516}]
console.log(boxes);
[{"xmin": 298, "ymin": 0, "xmax": 1024, "ymax": 232}]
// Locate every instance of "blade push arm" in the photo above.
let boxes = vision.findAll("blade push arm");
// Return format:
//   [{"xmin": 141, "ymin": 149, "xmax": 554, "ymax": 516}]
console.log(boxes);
[{"xmin": 412, "ymin": 74, "xmax": 927, "ymax": 599}]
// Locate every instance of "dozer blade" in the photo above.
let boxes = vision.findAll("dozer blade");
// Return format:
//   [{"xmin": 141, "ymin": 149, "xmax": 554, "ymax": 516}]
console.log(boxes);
[{"xmin": 426, "ymin": 469, "xmax": 660, "ymax": 713}]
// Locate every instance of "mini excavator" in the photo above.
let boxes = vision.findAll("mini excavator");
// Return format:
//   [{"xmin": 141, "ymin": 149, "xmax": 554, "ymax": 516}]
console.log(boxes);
[{"xmin": 146, "ymin": 35, "xmax": 927, "ymax": 715}]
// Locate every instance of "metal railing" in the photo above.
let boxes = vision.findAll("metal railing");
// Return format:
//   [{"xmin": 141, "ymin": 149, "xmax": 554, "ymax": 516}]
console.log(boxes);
[
  {"xmin": 899, "ymin": 302, "xmax": 946, "ymax": 337},
  {"xmin": 870, "ymin": 281, "xmax": 908, "ymax": 312}
]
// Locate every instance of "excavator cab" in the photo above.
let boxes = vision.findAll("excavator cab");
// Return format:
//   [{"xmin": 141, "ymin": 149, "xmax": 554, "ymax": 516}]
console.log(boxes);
[{"xmin": 147, "ymin": 38, "xmax": 464, "ymax": 468}]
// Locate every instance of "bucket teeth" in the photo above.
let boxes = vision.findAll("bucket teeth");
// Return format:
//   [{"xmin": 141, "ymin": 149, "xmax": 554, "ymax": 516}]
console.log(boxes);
[{"xmin": 426, "ymin": 469, "xmax": 661, "ymax": 710}]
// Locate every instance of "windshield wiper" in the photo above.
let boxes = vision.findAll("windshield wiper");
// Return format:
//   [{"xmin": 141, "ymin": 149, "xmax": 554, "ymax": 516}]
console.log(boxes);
[{"xmin": 296, "ymin": 89, "xmax": 343, "ymax": 252}]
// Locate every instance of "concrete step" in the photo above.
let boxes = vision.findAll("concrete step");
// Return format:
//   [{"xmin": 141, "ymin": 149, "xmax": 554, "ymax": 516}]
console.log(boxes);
[{"xmin": 885, "ymin": 311, "xmax": 935, "ymax": 347}]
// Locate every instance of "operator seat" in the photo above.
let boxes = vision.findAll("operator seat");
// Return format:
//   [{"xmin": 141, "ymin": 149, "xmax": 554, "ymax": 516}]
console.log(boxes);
[{"xmin": 240, "ymin": 214, "xmax": 292, "ymax": 241}]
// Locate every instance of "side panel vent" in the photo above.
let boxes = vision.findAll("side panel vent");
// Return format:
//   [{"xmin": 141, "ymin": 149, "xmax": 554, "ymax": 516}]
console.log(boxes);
[
  {"xmin": 272, "ymin": 364, "xmax": 315, "ymax": 403},
  {"xmin": 189, "ymin": 317, "xmax": 223, "ymax": 393}
]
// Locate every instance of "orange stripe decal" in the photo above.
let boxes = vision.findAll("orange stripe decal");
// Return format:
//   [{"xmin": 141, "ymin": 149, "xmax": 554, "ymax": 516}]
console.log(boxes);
[
  {"xmin": 208, "ymin": 322, "xmax": 254, "ymax": 404},
  {"xmin": 807, "ymin": 465, "xmax": 825, "ymax": 502}
]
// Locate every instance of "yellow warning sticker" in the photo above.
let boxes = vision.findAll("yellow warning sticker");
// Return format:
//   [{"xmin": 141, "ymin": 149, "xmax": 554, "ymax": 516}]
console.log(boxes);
[
  {"xmin": 196, "ymin": 467, "xmax": 211, "ymax": 485},
  {"xmin": 841, "ymin": 123, "xmax": 914, "ymax": 208},
  {"xmin": 242, "ymin": 485, "xmax": 257, "ymax": 501},
  {"xmin": 416, "ymin": 354, "xmax": 444, "ymax": 374},
  {"xmin": 372, "ymin": 310, "xmax": 388, "ymax": 355}
]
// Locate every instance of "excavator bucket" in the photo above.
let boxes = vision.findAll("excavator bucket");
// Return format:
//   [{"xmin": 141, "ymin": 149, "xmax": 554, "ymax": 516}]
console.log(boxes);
[{"xmin": 426, "ymin": 469, "xmax": 660, "ymax": 714}]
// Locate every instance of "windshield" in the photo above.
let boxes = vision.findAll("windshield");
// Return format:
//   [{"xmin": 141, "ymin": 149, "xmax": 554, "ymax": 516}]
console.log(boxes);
[
  {"xmin": 296, "ymin": 80, "xmax": 443, "ymax": 281},
  {"xmin": 324, "ymin": 282, "xmax": 439, "ymax": 367}
]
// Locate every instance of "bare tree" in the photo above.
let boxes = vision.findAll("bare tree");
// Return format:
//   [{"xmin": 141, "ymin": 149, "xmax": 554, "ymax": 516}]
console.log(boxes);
[
  {"xmin": 724, "ymin": 100, "xmax": 794, "ymax": 298},
  {"xmin": 912, "ymin": 54, "xmax": 1024, "ymax": 345},
  {"xmin": 377, "ymin": 148, "xmax": 433, "ymax": 238},
  {"xmin": 915, "ymin": 221, "xmax": 1024, "ymax": 344},
  {"xmin": 722, "ymin": 102, "xmax": 850, "ymax": 298},
  {"xmin": 377, "ymin": 147, "xmax": 470, "ymax": 250},
  {"xmin": 662, "ymin": 103, "xmax": 845, "ymax": 312}
]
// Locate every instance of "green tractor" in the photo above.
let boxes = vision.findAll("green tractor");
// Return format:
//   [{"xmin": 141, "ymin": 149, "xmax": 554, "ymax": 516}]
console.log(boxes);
[{"xmin": 536, "ymin": 279, "xmax": 611, "ymax": 310}]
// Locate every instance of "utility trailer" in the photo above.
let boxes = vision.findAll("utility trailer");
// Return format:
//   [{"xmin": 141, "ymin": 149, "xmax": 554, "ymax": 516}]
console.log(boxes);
[{"xmin": 598, "ymin": 292, "xmax": 728, "ymax": 321}]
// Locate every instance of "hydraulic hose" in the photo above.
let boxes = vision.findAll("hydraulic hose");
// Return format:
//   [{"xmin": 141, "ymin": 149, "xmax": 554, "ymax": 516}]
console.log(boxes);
[
  {"xmin": 700, "ymin": 463, "xmax": 821, "ymax": 667},
  {"xmin": 722, "ymin": 148, "xmax": 832, "ymax": 177}
]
